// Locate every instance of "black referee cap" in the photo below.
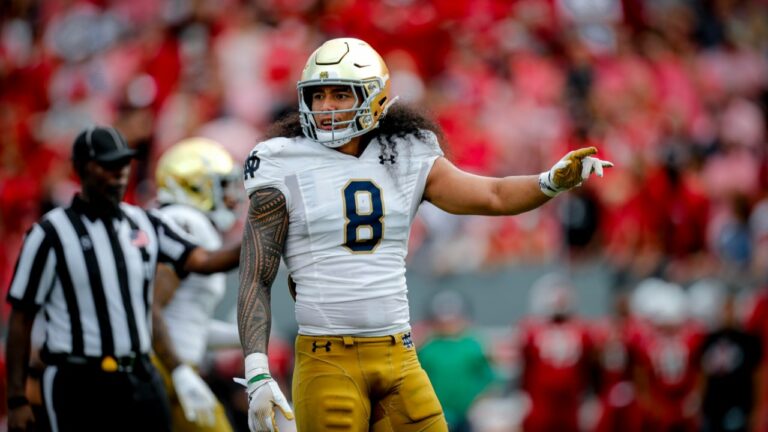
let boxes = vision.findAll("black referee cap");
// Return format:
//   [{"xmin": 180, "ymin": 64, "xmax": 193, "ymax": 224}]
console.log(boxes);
[{"xmin": 72, "ymin": 126, "xmax": 137, "ymax": 163}]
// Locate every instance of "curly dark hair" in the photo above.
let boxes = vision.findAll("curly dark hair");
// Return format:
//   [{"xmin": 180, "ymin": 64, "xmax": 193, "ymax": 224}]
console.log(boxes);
[
  {"xmin": 265, "ymin": 104, "xmax": 445, "ymax": 162},
  {"xmin": 265, "ymin": 111, "xmax": 303, "ymax": 139}
]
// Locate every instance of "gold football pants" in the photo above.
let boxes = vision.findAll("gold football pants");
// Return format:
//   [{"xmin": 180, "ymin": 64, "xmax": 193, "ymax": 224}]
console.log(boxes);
[
  {"xmin": 293, "ymin": 333, "xmax": 447, "ymax": 432},
  {"xmin": 152, "ymin": 356, "xmax": 234, "ymax": 432}
]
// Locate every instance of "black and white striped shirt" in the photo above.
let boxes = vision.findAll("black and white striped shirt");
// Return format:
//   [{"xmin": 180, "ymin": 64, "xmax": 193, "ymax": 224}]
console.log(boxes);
[{"xmin": 7, "ymin": 195, "xmax": 196, "ymax": 358}]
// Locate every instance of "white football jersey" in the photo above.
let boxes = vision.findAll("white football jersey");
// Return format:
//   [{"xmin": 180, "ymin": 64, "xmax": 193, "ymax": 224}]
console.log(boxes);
[
  {"xmin": 244, "ymin": 131, "xmax": 443, "ymax": 336},
  {"xmin": 157, "ymin": 204, "xmax": 226, "ymax": 364}
]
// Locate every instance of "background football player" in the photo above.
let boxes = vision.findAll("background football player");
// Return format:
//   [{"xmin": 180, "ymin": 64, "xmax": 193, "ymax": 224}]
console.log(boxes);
[
  {"xmin": 518, "ymin": 273, "xmax": 595, "ymax": 432},
  {"xmin": 152, "ymin": 137, "xmax": 242, "ymax": 432},
  {"xmin": 632, "ymin": 281, "xmax": 702, "ymax": 432}
]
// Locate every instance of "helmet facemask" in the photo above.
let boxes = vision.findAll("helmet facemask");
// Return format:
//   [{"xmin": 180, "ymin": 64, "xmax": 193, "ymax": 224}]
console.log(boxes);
[
  {"xmin": 298, "ymin": 78, "xmax": 387, "ymax": 148},
  {"xmin": 208, "ymin": 174, "xmax": 240, "ymax": 231},
  {"xmin": 157, "ymin": 170, "xmax": 240, "ymax": 231}
]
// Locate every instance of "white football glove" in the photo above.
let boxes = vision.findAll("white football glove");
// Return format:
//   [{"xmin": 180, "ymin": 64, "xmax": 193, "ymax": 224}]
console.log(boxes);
[
  {"xmin": 539, "ymin": 146, "xmax": 613, "ymax": 197},
  {"xmin": 234, "ymin": 353, "xmax": 294, "ymax": 432},
  {"xmin": 171, "ymin": 364, "xmax": 217, "ymax": 426}
]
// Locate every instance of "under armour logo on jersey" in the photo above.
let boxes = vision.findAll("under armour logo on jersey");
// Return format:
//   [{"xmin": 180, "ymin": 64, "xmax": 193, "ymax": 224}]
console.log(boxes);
[
  {"xmin": 80, "ymin": 236, "xmax": 92, "ymax": 250},
  {"xmin": 379, "ymin": 154, "xmax": 396, "ymax": 165},
  {"xmin": 402, "ymin": 332, "xmax": 414, "ymax": 349},
  {"xmin": 243, "ymin": 152, "xmax": 261, "ymax": 180}
]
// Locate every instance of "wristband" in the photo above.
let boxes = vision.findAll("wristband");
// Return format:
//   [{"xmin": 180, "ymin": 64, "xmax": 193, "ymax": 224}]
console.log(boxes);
[
  {"xmin": 247, "ymin": 373, "xmax": 272, "ymax": 385},
  {"xmin": 8, "ymin": 395, "xmax": 29, "ymax": 409},
  {"xmin": 244, "ymin": 352, "xmax": 270, "ymax": 375},
  {"xmin": 538, "ymin": 172, "xmax": 560, "ymax": 198}
]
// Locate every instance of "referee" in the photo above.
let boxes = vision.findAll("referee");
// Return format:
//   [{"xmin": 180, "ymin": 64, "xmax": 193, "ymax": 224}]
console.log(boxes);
[{"xmin": 5, "ymin": 126, "xmax": 241, "ymax": 432}]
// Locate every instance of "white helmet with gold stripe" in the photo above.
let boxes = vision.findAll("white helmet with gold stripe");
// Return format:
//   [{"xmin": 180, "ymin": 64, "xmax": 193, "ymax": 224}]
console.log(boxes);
[
  {"xmin": 156, "ymin": 137, "xmax": 240, "ymax": 231},
  {"xmin": 297, "ymin": 38, "xmax": 397, "ymax": 148}
]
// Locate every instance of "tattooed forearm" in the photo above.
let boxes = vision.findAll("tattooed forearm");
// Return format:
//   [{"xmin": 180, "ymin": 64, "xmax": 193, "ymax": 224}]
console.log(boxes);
[{"xmin": 238, "ymin": 188, "xmax": 289, "ymax": 355}]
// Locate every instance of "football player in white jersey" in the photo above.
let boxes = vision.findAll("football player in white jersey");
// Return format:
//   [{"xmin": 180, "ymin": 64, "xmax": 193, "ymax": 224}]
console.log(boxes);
[
  {"xmin": 152, "ymin": 138, "xmax": 242, "ymax": 431},
  {"xmin": 236, "ymin": 37, "xmax": 613, "ymax": 432}
]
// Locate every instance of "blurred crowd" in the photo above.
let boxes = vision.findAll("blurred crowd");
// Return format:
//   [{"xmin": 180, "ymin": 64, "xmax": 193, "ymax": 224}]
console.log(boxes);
[
  {"xmin": 417, "ymin": 275, "xmax": 768, "ymax": 432},
  {"xmin": 1, "ymin": 0, "xmax": 768, "ymax": 430},
  {"xmin": 2, "ymin": 0, "xmax": 768, "ymax": 294}
]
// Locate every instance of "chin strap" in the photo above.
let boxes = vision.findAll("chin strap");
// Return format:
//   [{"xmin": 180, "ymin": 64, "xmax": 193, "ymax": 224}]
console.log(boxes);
[{"xmin": 316, "ymin": 129, "xmax": 354, "ymax": 148}]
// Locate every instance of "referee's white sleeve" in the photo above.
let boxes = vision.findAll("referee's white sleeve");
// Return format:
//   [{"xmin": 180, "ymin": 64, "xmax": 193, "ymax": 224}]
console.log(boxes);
[
  {"xmin": 148, "ymin": 210, "xmax": 197, "ymax": 276},
  {"xmin": 7, "ymin": 224, "xmax": 57, "ymax": 310}
]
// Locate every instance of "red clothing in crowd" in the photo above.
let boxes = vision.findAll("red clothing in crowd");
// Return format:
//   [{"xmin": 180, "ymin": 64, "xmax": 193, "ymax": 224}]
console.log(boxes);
[{"xmin": 643, "ymin": 166, "xmax": 710, "ymax": 257}]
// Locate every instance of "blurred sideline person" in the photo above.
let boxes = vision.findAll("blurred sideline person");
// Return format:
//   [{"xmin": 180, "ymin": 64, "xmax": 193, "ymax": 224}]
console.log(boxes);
[
  {"xmin": 745, "ymin": 285, "xmax": 768, "ymax": 430},
  {"xmin": 236, "ymin": 37, "xmax": 612, "ymax": 431},
  {"xmin": 5, "ymin": 126, "xmax": 241, "ymax": 432},
  {"xmin": 633, "ymin": 281, "xmax": 702, "ymax": 432},
  {"xmin": 694, "ymin": 281, "xmax": 764, "ymax": 432},
  {"xmin": 151, "ymin": 138, "xmax": 243, "ymax": 431},
  {"xmin": 591, "ymin": 293, "xmax": 641, "ymax": 432},
  {"xmin": 518, "ymin": 273, "xmax": 594, "ymax": 432},
  {"xmin": 19, "ymin": 314, "xmax": 51, "ymax": 432},
  {"xmin": 418, "ymin": 290, "xmax": 496, "ymax": 432}
]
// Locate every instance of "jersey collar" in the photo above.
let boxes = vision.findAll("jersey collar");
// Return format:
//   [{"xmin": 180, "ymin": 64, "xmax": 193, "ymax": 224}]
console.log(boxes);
[{"xmin": 70, "ymin": 194, "xmax": 125, "ymax": 222}]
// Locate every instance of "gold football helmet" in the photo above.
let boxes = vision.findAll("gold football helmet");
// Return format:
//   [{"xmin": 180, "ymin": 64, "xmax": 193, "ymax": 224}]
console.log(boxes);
[
  {"xmin": 156, "ymin": 137, "xmax": 240, "ymax": 230},
  {"xmin": 297, "ymin": 38, "xmax": 397, "ymax": 148}
]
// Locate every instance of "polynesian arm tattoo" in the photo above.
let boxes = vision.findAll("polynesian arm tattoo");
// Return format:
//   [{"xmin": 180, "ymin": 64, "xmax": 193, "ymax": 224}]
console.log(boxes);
[{"xmin": 238, "ymin": 188, "xmax": 289, "ymax": 355}]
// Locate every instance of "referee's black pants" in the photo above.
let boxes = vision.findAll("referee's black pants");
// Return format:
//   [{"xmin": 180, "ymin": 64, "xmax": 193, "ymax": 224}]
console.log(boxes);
[{"xmin": 41, "ymin": 356, "xmax": 171, "ymax": 432}]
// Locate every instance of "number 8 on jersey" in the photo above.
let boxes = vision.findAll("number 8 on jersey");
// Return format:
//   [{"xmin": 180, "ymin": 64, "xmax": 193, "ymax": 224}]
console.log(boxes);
[{"xmin": 342, "ymin": 180, "xmax": 384, "ymax": 253}]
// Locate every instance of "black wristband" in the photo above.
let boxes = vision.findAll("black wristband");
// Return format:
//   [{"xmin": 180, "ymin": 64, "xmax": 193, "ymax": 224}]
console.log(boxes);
[{"xmin": 8, "ymin": 395, "xmax": 29, "ymax": 409}]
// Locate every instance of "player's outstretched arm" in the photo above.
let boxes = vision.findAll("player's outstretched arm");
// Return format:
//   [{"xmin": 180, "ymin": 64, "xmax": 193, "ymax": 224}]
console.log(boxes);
[
  {"xmin": 424, "ymin": 147, "xmax": 612, "ymax": 216},
  {"xmin": 151, "ymin": 265, "xmax": 182, "ymax": 372},
  {"xmin": 237, "ymin": 187, "xmax": 293, "ymax": 432},
  {"xmin": 184, "ymin": 241, "xmax": 241, "ymax": 275}
]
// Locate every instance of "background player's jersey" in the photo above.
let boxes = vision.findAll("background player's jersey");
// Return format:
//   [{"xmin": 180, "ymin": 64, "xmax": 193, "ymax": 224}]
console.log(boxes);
[
  {"xmin": 244, "ymin": 132, "xmax": 442, "ymax": 336},
  {"xmin": 518, "ymin": 318, "xmax": 594, "ymax": 402},
  {"xmin": 158, "ymin": 204, "xmax": 226, "ymax": 364}
]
